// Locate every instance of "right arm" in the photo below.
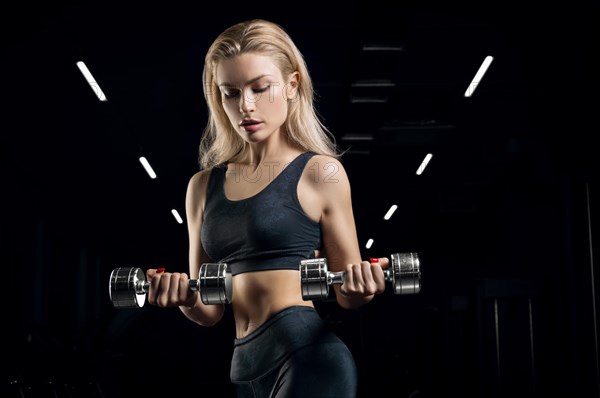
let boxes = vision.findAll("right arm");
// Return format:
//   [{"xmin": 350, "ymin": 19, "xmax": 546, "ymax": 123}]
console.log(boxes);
[
  {"xmin": 180, "ymin": 170, "xmax": 225, "ymax": 326},
  {"xmin": 146, "ymin": 170, "xmax": 225, "ymax": 326}
]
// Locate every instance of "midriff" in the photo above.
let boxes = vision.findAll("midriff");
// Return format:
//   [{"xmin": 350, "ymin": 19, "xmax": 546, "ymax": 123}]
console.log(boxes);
[{"xmin": 231, "ymin": 269, "xmax": 314, "ymax": 339}]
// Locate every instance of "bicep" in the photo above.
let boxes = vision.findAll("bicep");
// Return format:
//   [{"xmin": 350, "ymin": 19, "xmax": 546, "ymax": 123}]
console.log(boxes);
[
  {"xmin": 318, "ymin": 163, "xmax": 362, "ymax": 273},
  {"xmin": 185, "ymin": 171, "xmax": 213, "ymax": 278}
]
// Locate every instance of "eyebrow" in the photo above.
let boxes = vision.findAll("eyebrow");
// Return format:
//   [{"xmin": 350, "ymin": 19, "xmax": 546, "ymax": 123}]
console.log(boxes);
[{"xmin": 218, "ymin": 74, "xmax": 274, "ymax": 88}]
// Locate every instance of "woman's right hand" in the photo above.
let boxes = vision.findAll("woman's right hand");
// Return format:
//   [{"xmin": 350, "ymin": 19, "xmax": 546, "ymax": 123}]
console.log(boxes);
[{"xmin": 146, "ymin": 268, "xmax": 198, "ymax": 308}]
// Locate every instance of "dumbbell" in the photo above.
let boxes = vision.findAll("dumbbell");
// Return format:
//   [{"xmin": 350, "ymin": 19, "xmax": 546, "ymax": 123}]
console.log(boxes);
[
  {"xmin": 109, "ymin": 263, "xmax": 232, "ymax": 308},
  {"xmin": 300, "ymin": 252, "xmax": 421, "ymax": 300}
]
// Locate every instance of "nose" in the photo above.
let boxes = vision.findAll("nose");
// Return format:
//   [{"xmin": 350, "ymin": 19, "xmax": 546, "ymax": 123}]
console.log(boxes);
[{"xmin": 239, "ymin": 88, "xmax": 257, "ymax": 113}]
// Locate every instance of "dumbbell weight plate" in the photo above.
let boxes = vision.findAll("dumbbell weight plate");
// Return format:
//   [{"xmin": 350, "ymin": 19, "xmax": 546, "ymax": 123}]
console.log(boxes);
[
  {"xmin": 199, "ymin": 263, "xmax": 232, "ymax": 304},
  {"xmin": 300, "ymin": 258, "xmax": 329, "ymax": 300},
  {"xmin": 390, "ymin": 252, "xmax": 421, "ymax": 295},
  {"xmin": 109, "ymin": 267, "xmax": 147, "ymax": 308}
]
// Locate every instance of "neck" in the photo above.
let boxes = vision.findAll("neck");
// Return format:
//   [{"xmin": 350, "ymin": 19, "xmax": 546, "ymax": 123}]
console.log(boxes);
[{"xmin": 245, "ymin": 135, "xmax": 302, "ymax": 166}]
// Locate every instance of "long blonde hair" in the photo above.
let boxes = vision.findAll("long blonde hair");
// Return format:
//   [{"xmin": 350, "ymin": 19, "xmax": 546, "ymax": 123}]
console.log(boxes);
[{"xmin": 198, "ymin": 19, "xmax": 340, "ymax": 169}]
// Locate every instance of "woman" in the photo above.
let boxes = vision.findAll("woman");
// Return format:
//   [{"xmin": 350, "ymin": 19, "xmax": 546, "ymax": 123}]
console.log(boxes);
[{"xmin": 146, "ymin": 19, "xmax": 389, "ymax": 397}]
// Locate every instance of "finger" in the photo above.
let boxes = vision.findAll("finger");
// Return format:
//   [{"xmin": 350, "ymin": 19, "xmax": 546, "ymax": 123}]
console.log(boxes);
[
  {"xmin": 147, "ymin": 269, "xmax": 156, "ymax": 279},
  {"xmin": 148, "ymin": 271, "xmax": 161, "ymax": 305},
  {"xmin": 169, "ymin": 273, "xmax": 181, "ymax": 305},
  {"xmin": 360, "ymin": 261, "xmax": 379, "ymax": 295},
  {"xmin": 373, "ymin": 257, "xmax": 390, "ymax": 270},
  {"xmin": 341, "ymin": 264, "xmax": 354, "ymax": 295},
  {"xmin": 351, "ymin": 264, "xmax": 365, "ymax": 294},
  {"xmin": 157, "ymin": 273, "xmax": 172, "ymax": 307},
  {"xmin": 370, "ymin": 263, "xmax": 386, "ymax": 294},
  {"xmin": 147, "ymin": 267, "xmax": 165, "ymax": 281},
  {"xmin": 178, "ymin": 273, "xmax": 189, "ymax": 304}
]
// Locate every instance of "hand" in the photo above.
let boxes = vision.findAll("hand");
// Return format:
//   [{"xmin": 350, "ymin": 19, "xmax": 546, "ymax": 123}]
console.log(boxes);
[
  {"xmin": 339, "ymin": 257, "xmax": 390, "ymax": 298},
  {"xmin": 146, "ymin": 268, "xmax": 198, "ymax": 308}
]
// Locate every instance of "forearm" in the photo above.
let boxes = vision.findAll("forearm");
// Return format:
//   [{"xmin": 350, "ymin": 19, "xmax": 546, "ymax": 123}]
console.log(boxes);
[{"xmin": 179, "ymin": 291, "xmax": 225, "ymax": 326}]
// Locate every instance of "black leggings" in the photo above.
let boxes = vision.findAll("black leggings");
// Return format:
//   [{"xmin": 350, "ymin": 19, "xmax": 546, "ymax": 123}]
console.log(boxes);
[{"xmin": 230, "ymin": 306, "xmax": 358, "ymax": 398}]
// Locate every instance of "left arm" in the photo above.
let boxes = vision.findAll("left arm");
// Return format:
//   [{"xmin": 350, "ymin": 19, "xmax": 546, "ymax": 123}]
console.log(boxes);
[{"xmin": 313, "ymin": 156, "xmax": 387, "ymax": 309}]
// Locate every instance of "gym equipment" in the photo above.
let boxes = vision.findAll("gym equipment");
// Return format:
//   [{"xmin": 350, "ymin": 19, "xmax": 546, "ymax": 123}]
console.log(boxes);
[
  {"xmin": 300, "ymin": 252, "xmax": 421, "ymax": 300},
  {"xmin": 109, "ymin": 263, "xmax": 232, "ymax": 308}
]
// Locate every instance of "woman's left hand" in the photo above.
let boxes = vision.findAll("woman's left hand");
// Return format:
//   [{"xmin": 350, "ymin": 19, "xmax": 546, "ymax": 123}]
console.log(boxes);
[{"xmin": 339, "ymin": 257, "xmax": 389, "ymax": 298}]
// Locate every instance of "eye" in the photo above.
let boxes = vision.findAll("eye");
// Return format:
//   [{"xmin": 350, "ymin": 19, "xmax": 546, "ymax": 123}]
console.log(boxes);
[
  {"xmin": 222, "ymin": 90, "xmax": 240, "ymax": 99},
  {"xmin": 253, "ymin": 85, "xmax": 270, "ymax": 94}
]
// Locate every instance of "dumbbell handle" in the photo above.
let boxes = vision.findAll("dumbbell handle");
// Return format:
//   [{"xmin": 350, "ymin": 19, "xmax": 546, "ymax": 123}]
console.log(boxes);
[
  {"xmin": 134, "ymin": 279, "xmax": 200, "ymax": 294},
  {"xmin": 327, "ymin": 269, "xmax": 395, "ymax": 285}
]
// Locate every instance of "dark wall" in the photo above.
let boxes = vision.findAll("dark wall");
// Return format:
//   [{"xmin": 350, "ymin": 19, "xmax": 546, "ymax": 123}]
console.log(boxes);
[{"xmin": 2, "ymin": 1, "xmax": 599, "ymax": 397}]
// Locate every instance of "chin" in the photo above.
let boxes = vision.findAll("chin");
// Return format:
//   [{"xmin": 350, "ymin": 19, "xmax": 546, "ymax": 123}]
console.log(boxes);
[
  {"xmin": 247, "ymin": 129, "xmax": 273, "ymax": 142},
  {"xmin": 243, "ymin": 132, "xmax": 266, "ymax": 143}
]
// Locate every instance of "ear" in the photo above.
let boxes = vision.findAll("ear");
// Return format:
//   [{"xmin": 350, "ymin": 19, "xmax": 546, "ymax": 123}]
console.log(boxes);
[{"xmin": 285, "ymin": 71, "xmax": 300, "ymax": 100}]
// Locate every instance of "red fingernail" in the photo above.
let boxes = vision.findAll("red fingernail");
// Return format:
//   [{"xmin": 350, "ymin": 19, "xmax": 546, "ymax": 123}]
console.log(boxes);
[
  {"xmin": 369, "ymin": 258, "xmax": 379, "ymax": 263},
  {"xmin": 157, "ymin": 267, "xmax": 165, "ymax": 273}
]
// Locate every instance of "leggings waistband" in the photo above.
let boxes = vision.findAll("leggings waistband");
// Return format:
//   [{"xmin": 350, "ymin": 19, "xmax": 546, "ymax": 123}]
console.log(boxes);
[
  {"xmin": 234, "ymin": 305, "xmax": 317, "ymax": 346},
  {"xmin": 231, "ymin": 305, "xmax": 340, "ymax": 382}
]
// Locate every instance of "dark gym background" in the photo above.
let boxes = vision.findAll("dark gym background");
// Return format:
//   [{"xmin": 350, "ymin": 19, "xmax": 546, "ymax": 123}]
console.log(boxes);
[{"xmin": 2, "ymin": 0, "xmax": 599, "ymax": 397}]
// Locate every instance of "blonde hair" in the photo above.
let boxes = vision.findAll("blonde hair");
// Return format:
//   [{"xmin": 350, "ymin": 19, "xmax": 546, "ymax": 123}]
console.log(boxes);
[{"xmin": 198, "ymin": 19, "xmax": 340, "ymax": 169}]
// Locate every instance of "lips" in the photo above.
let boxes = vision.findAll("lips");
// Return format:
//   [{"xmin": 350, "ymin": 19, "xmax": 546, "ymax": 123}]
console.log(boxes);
[
  {"xmin": 239, "ymin": 119, "xmax": 262, "ymax": 126},
  {"xmin": 240, "ymin": 121, "xmax": 263, "ymax": 133}
]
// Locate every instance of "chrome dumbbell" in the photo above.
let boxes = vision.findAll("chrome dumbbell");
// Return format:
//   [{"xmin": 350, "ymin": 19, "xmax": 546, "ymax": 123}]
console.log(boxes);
[
  {"xmin": 109, "ymin": 263, "xmax": 232, "ymax": 308},
  {"xmin": 300, "ymin": 252, "xmax": 421, "ymax": 300}
]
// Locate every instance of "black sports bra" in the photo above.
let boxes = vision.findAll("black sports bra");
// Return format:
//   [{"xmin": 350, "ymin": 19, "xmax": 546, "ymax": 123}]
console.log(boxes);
[{"xmin": 201, "ymin": 152, "xmax": 321, "ymax": 276}]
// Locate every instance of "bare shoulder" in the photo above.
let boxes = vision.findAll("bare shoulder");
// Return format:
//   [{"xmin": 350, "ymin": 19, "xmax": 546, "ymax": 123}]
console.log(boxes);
[
  {"xmin": 303, "ymin": 155, "xmax": 350, "ymax": 204},
  {"xmin": 186, "ymin": 168, "xmax": 214, "ymax": 214},
  {"xmin": 187, "ymin": 168, "xmax": 212, "ymax": 193},
  {"xmin": 304, "ymin": 154, "xmax": 351, "ymax": 191}
]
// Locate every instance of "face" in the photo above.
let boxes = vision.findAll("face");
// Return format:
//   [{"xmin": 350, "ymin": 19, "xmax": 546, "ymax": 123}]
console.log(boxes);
[{"xmin": 216, "ymin": 53, "xmax": 298, "ymax": 144}]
